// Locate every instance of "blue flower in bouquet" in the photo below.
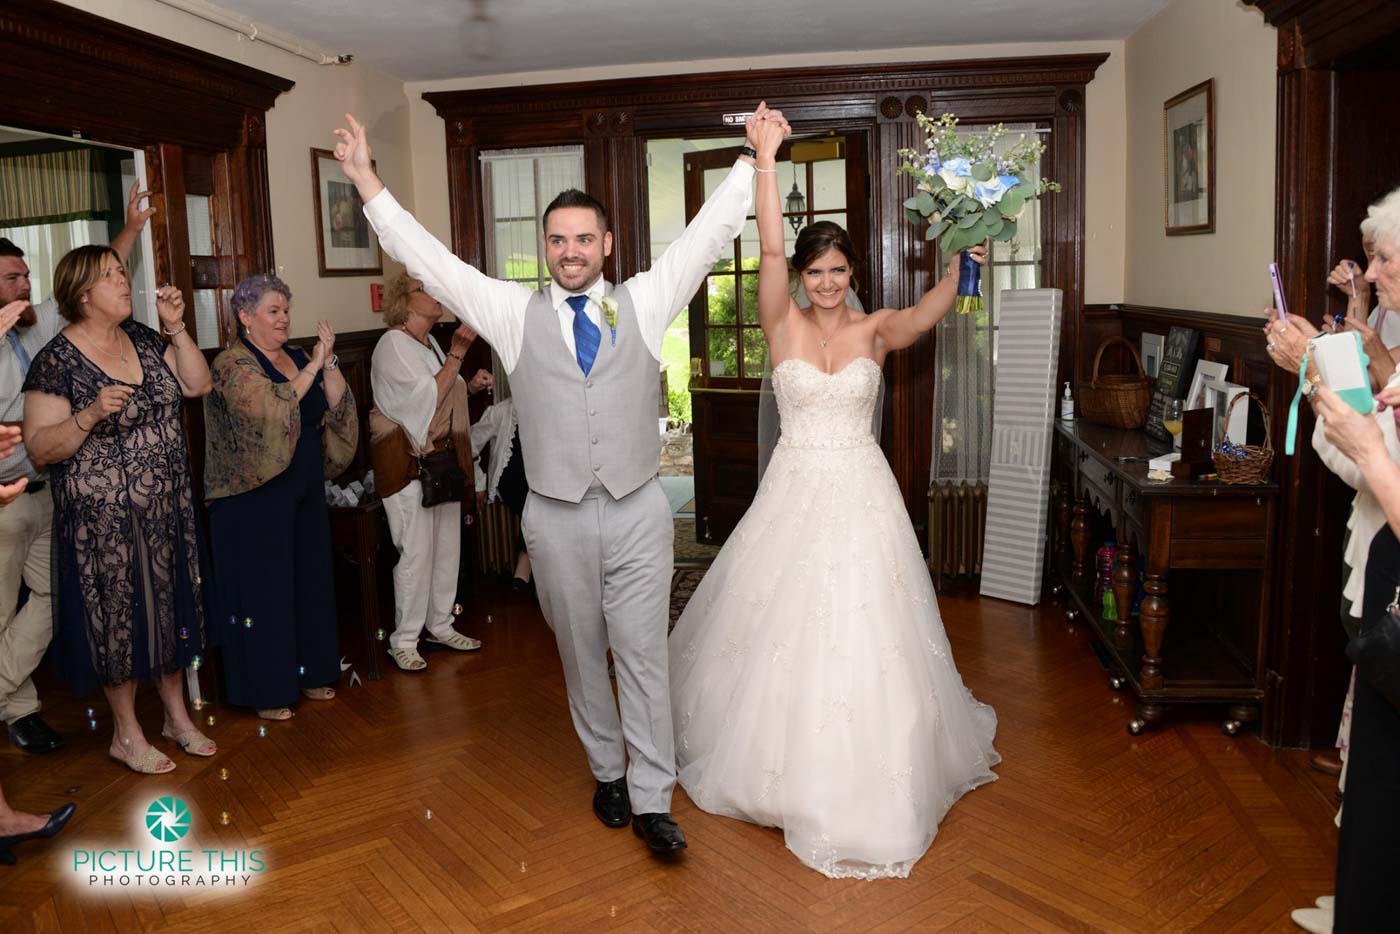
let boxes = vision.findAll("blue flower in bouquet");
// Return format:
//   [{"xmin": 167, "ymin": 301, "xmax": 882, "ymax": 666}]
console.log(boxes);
[
  {"xmin": 971, "ymin": 174, "xmax": 1020, "ymax": 208},
  {"xmin": 938, "ymin": 157, "xmax": 973, "ymax": 192}
]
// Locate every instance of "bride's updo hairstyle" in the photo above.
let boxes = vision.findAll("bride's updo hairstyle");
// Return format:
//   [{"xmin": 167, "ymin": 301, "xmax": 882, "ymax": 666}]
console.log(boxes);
[{"xmin": 790, "ymin": 221, "xmax": 859, "ymax": 294}]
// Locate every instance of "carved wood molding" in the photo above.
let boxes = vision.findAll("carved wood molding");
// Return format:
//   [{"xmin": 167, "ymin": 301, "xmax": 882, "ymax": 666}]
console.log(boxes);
[
  {"xmin": 1, "ymin": 0, "xmax": 292, "ymax": 110},
  {"xmin": 0, "ymin": 0, "xmax": 293, "ymax": 149},
  {"xmin": 1243, "ymin": 0, "xmax": 1400, "ymax": 69},
  {"xmin": 424, "ymin": 54, "xmax": 1108, "ymax": 120}
]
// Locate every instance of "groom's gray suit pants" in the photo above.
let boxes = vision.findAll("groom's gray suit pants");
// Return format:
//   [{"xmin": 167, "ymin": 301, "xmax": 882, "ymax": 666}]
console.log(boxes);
[{"xmin": 521, "ymin": 477, "xmax": 676, "ymax": 814}]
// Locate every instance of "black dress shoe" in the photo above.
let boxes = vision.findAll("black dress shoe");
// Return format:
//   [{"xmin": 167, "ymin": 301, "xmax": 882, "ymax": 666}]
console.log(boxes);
[
  {"xmin": 511, "ymin": 577, "xmax": 531, "ymax": 593},
  {"xmin": 632, "ymin": 812, "xmax": 687, "ymax": 853},
  {"xmin": 0, "ymin": 802, "xmax": 76, "ymax": 865},
  {"xmin": 592, "ymin": 778, "xmax": 631, "ymax": 828},
  {"xmin": 7, "ymin": 714, "xmax": 62, "ymax": 754}
]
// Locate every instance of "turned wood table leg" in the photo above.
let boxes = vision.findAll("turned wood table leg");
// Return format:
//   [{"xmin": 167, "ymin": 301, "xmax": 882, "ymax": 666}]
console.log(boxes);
[
  {"xmin": 1139, "ymin": 571, "xmax": 1169, "ymax": 691},
  {"xmin": 1071, "ymin": 493, "xmax": 1090, "ymax": 577},
  {"xmin": 1111, "ymin": 538, "xmax": 1136, "ymax": 649},
  {"xmin": 1055, "ymin": 488, "xmax": 1072, "ymax": 559}
]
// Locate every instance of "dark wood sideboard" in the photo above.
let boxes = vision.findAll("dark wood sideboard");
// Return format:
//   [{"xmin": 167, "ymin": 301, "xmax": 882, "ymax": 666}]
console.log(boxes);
[{"xmin": 1049, "ymin": 420, "xmax": 1278, "ymax": 735}]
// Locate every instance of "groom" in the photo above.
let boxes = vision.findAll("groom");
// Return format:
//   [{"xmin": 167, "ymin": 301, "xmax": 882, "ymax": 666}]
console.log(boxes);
[{"xmin": 334, "ymin": 106, "xmax": 782, "ymax": 853}]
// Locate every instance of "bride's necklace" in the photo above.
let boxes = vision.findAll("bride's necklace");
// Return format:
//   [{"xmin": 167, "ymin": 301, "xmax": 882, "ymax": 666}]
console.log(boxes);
[{"xmin": 815, "ymin": 314, "xmax": 846, "ymax": 349}]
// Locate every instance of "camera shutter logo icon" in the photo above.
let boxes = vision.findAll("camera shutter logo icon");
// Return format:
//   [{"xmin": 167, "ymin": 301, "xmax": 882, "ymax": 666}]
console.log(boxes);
[{"xmin": 145, "ymin": 796, "xmax": 192, "ymax": 843}]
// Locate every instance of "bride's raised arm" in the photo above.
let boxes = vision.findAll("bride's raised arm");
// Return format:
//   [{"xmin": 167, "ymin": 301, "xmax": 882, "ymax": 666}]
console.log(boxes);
[
  {"xmin": 874, "ymin": 244, "xmax": 986, "ymax": 353},
  {"xmin": 753, "ymin": 115, "xmax": 795, "ymax": 344}
]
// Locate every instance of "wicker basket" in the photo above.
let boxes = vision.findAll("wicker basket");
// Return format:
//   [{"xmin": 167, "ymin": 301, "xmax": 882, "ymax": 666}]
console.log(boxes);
[
  {"xmin": 1212, "ymin": 391, "xmax": 1274, "ymax": 484},
  {"xmin": 1078, "ymin": 336, "xmax": 1153, "ymax": 429}
]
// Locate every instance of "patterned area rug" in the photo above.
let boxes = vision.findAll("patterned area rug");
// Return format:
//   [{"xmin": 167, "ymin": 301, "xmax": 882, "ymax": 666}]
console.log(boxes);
[
  {"xmin": 669, "ymin": 568, "xmax": 708, "ymax": 633},
  {"xmin": 673, "ymin": 518, "xmax": 721, "ymax": 566}
]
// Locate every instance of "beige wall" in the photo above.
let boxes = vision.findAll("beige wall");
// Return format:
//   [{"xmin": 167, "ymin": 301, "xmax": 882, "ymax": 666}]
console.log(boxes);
[
  {"xmin": 1124, "ymin": 0, "xmax": 1277, "ymax": 317},
  {"xmin": 404, "ymin": 40, "xmax": 1129, "ymax": 307},
  {"xmin": 55, "ymin": 0, "xmax": 412, "ymax": 338}
]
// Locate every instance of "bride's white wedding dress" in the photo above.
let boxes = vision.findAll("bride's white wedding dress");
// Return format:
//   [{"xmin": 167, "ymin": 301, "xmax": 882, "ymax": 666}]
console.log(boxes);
[{"xmin": 669, "ymin": 356, "xmax": 1000, "ymax": 880}]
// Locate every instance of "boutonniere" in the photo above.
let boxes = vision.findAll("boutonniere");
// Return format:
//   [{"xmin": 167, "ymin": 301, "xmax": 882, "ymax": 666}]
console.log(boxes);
[{"xmin": 600, "ymin": 296, "xmax": 619, "ymax": 347}]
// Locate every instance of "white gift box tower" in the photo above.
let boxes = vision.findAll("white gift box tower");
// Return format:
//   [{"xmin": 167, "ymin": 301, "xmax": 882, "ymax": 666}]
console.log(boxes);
[{"xmin": 979, "ymin": 288, "xmax": 1063, "ymax": 605}]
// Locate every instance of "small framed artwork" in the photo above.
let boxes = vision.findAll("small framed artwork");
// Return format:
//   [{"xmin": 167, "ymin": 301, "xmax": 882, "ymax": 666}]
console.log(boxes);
[
  {"xmin": 310, "ymin": 147, "xmax": 382, "ymax": 277},
  {"xmin": 1186, "ymin": 359, "xmax": 1229, "ymax": 410},
  {"xmin": 1140, "ymin": 332, "xmax": 1165, "ymax": 379},
  {"xmin": 1205, "ymin": 381, "xmax": 1249, "ymax": 447},
  {"xmin": 1164, "ymin": 79, "xmax": 1214, "ymax": 236}
]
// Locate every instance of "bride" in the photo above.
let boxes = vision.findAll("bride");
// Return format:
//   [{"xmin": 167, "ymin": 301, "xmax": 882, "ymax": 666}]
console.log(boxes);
[{"xmin": 668, "ymin": 116, "xmax": 1000, "ymax": 880}]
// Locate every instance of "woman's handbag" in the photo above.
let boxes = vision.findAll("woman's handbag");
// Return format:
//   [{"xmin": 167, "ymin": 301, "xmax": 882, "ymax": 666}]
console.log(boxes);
[
  {"xmin": 1346, "ymin": 584, "xmax": 1400, "ymax": 710},
  {"xmin": 417, "ymin": 445, "xmax": 466, "ymax": 507}
]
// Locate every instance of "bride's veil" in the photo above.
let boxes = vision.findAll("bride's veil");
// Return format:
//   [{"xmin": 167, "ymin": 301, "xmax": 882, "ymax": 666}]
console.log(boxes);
[{"xmin": 757, "ymin": 285, "xmax": 882, "ymax": 482}]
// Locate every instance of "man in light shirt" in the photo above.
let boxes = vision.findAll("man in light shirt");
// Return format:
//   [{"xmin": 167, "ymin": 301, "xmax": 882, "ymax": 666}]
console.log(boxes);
[
  {"xmin": 333, "ymin": 105, "xmax": 782, "ymax": 854},
  {"xmin": 0, "ymin": 185, "xmax": 153, "ymax": 756}
]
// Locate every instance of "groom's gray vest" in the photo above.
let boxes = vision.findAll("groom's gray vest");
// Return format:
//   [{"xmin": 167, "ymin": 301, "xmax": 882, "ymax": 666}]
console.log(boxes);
[{"xmin": 510, "ymin": 283, "xmax": 661, "ymax": 503}]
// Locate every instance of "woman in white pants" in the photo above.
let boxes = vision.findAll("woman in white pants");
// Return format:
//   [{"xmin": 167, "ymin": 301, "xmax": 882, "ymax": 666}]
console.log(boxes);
[{"xmin": 370, "ymin": 274, "xmax": 493, "ymax": 671}]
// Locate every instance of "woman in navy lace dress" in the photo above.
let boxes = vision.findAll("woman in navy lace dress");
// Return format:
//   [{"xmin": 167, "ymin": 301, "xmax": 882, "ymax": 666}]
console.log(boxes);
[{"xmin": 22, "ymin": 246, "xmax": 214, "ymax": 775}]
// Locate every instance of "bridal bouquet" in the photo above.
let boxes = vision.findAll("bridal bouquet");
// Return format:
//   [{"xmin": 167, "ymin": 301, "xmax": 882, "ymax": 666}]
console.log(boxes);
[{"xmin": 898, "ymin": 112, "xmax": 1060, "ymax": 313}]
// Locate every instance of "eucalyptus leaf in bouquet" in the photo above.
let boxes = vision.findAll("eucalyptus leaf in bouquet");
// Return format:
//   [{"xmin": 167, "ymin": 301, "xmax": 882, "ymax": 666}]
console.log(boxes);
[{"xmin": 898, "ymin": 113, "xmax": 1061, "ymax": 312}]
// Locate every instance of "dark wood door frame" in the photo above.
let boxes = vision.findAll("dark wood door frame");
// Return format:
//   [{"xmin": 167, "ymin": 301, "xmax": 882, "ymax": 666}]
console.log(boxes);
[{"xmin": 423, "ymin": 54, "xmax": 1105, "ymax": 538}]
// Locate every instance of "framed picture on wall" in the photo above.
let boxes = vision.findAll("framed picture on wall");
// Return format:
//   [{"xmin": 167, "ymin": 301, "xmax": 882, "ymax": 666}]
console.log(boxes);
[
  {"xmin": 1163, "ymin": 79, "xmax": 1215, "ymax": 236},
  {"xmin": 310, "ymin": 147, "xmax": 382, "ymax": 277}
]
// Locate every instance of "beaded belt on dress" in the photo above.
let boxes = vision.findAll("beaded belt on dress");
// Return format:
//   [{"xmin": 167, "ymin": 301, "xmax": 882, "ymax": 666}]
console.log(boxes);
[{"xmin": 776, "ymin": 434, "xmax": 876, "ymax": 451}]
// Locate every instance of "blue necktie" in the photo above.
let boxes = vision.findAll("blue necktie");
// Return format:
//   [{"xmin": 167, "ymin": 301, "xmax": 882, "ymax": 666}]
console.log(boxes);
[
  {"xmin": 6, "ymin": 330, "xmax": 31, "ymax": 377},
  {"xmin": 567, "ymin": 294, "xmax": 601, "ymax": 376}
]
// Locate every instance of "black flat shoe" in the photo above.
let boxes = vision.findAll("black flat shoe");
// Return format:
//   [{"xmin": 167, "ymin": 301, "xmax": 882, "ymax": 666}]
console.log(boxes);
[
  {"xmin": 632, "ymin": 812, "xmax": 686, "ymax": 853},
  {"xmin": 511, "ymin": 576, "xmax": 531, "ymax": 593},
  {"xmin": 7, "ymin": 713, "xmax": 62, "ymax": 754},
  {"xmin": 0, "ymin": 802, "xmax": 76, "ymax": 866},
  {"xmin": 592, "ymin": 778, "xmax": 631, "ymax": 828}
]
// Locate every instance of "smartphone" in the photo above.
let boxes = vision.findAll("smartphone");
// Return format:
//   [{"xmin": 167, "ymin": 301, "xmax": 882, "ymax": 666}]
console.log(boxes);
[{"xmin": 1269, "ymin": 262, "xmax": 1288, "ymax": 324}]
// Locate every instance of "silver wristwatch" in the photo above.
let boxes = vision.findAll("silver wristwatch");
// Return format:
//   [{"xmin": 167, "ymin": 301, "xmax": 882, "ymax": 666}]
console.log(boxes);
[{"xmin": 323, "ymin": 354, "xmax": 340, "ymax": 371}]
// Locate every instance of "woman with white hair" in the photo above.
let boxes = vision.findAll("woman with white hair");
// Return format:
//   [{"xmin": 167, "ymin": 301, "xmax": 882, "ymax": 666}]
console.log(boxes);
[
  {"xmin": 1276, "ymin": 185, "xmax": 1400, "ymax": 933},
  {"xmin": 370, "ymin": 274, "xmax": 492, "ymax": 672},
  {"xmin": 204, "ymin": 274, "xmax": 357, "ymax": 721}
]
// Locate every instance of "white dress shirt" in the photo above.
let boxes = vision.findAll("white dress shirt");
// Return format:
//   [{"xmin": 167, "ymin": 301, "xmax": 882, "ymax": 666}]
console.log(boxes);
[
  {"xmin": 0, "ymin": 298, "xmax": 63, "ymax": 482},
  {"xmin": 363, "ymin": 160, "xmax": 755, "ymax": 372}
]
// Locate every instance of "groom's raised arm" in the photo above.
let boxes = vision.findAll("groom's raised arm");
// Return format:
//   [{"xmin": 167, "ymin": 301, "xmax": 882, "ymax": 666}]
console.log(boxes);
[
  {"xmin": 334, "ymin": 114, "xmax": 531, "ymax": 369},
  {"xmin": 627, "ymin": 104, "xmax": 787, "ymax": 359}
]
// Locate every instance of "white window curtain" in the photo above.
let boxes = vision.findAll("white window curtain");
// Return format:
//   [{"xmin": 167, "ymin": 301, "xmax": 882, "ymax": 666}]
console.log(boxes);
[
  {"xmin": 0, "ymin": 218, "xmax": 105, "ymax": 303},
  {"xmin": 930, "ymin": 125, "xmax": 1045, "ymax": 486},
  {"xmin": 480, "ymin": 145, "xmax": 585, "ymax": 291}
]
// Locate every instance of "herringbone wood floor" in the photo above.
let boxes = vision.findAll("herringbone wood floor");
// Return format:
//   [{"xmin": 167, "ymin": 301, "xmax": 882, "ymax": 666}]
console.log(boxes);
[{"xmin": 0, "ymin": 584, "xmax": 1338, "ymax": 932}]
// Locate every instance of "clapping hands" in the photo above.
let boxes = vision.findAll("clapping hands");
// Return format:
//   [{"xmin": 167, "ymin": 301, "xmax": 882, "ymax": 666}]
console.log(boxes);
[{"xmin": 310, "ymin": 320, "xmax": 336, "ymax": 370}]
